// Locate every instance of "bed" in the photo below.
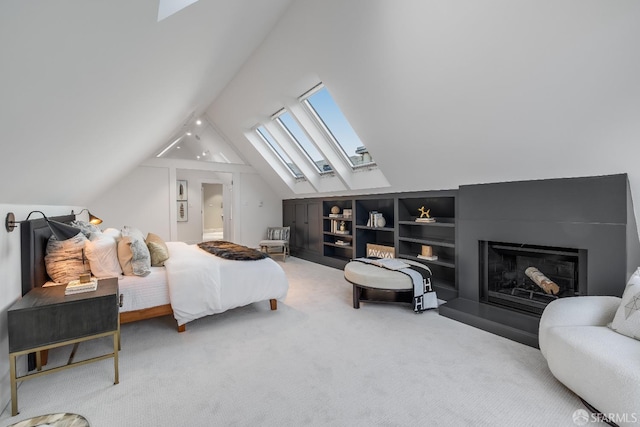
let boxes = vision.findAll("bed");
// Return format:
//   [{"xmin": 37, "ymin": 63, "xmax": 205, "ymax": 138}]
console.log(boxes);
[{"xmin": 20, "ymin": 215, "xmax": 289, "ymax": 333}]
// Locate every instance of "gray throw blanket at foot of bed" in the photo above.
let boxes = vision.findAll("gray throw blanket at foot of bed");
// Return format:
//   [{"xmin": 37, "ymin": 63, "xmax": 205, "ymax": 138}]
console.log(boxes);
[{"xmin": 198, "ymin": 241, "xmax": 268, "ymax": 261}]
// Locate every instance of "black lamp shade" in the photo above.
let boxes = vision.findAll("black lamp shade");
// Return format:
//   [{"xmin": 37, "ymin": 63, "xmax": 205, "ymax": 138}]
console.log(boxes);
[{"xmin": 47, "ymin": 219, "xmax": 82, "ymax": 241}]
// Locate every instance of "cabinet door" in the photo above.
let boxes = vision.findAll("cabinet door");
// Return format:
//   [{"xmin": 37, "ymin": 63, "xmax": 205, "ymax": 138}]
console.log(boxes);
[
  {"xmin": 307, "ymin": 202, "xmax": 321, "ymax": 253},
  {"xmin": 294, "ymin": 203, "xmax": 308, "ymax": 249},
  {"xmin": 283, "ymin": 202, "xmax": 295, "ymax": 244}
]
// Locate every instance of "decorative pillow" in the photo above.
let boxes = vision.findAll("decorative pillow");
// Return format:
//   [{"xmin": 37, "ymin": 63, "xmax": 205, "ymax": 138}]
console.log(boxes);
[
  {"xmin": 608, "ymin": 267, "xmax": 640, "ymax": 340},
  {"xmin": 266, "ymin": 226, "xmax": 290, "ymax": 241},
  {"xmin": 44, "ymin": 232, "xmax": 89, "ymax": 284},
  {"xmin": 85, "ymin": 234, "xmax": 122, "ymax": 279},
  {"xmin": 70, "ymin": 220, "xmax": 102, "ymax": 238},
  {"xmin": 122, "ymin": 225, "xmax": 145, "ymax": 242},
  {"xmin": 146, "ymin": 232, "xmax": 169, "ymax": 266},
  {"xmin": 103, "ymin": 227, "xmax": 122, "ymax": 240},
  {"xmin": 117, "ymin": 235, "xmax": 151, "ymax": 276}
]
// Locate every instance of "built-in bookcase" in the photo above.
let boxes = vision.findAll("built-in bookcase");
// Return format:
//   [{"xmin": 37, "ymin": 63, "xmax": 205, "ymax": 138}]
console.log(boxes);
[
  {"xmin": 397, "ymin": 195, "xmax": 456, "ymax": 292},
  {"xmin": 322, "ymin": 199, "xmax": 353, "ymax": 262},
  {"xmin": 354, "ymin": 198, "xmax": 394, "ymax": 258},
  {"xmin": 285, "ymin": 190, "xmax": 458, "ymax": 299}
]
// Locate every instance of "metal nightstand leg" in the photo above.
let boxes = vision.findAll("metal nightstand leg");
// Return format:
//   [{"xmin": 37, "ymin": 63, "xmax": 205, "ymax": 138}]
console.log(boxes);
[{"xmin": 10, "ymin": 353, "xmax": 18, "ymax": 416}]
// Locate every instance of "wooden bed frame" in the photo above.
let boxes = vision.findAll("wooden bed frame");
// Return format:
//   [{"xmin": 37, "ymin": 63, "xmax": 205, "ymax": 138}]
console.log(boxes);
[{"xmin": 21, "ymin": 216, "xmax": 278, "ymax": 334}]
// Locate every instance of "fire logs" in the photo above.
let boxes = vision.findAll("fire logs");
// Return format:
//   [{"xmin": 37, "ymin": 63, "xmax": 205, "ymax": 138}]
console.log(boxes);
[{"xmin": 525, "ymin": 267, "xmax": 560, "ymax": 295}]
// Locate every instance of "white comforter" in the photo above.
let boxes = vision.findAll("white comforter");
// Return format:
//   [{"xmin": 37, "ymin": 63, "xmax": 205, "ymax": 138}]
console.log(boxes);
[{"xmin": 164, "ymin": 241, "xmax": 289, "ymax": 326}]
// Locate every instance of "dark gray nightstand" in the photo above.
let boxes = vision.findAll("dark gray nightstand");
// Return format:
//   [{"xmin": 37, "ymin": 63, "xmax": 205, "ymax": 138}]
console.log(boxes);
[{"xmin": 7, "ymin": 278, "xmax": 120, "ymax": 416}]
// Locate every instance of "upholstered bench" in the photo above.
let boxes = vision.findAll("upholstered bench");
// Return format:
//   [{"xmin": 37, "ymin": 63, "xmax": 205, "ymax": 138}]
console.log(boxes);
[{"xmin": 344, "ymin": 261, "xmax": 414, "ymax": 308}]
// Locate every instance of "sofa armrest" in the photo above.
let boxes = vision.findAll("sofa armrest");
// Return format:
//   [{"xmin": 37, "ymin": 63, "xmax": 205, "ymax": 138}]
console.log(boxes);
[{"xmin": 539, "ymin": 296, "xmax": 620, "ymax": 357}]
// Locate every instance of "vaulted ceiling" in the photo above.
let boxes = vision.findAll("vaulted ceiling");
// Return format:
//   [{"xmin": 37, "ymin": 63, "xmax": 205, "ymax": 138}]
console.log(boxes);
[
  {"xmin": 2, "ymin": 0, "xmax": 640, "ymax": 217},
  {"xmin": 0, "ymin": 0, "xmax": 292, "ymax": 205}
]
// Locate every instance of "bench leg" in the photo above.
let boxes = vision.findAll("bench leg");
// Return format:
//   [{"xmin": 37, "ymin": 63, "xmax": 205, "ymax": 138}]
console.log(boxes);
[{"xmin": 353, "ymin": 284, "xmax": 361, "ymax": 309}]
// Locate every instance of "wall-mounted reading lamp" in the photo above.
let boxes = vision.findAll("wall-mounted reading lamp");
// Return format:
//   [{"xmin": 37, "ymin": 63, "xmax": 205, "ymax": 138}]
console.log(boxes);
[
  {"xmin": 5, "ymin": 211, "xmax": 81, "ymax": 240},
  {"xmin": 72, "ymin": 208, "xmax": 103, "ymax": 225}
]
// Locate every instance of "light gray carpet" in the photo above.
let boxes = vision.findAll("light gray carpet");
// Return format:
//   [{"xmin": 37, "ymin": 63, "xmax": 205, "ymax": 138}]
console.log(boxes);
[{"xmin": 1, "ymin": 257, "xmax": 586, "ymax": 426}]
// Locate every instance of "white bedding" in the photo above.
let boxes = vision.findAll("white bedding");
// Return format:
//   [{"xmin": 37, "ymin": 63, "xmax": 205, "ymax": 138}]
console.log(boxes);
[
  {"xmin": 117, "ymin": 267, "xmax": 170, "ymax": 312},
  {"xmin": 164, "ymin": 241, "xmax": 289, "ymax": 326},
  {"xmin": 44, "ymin": 267, "xmax": 170, "ymax": 313}
]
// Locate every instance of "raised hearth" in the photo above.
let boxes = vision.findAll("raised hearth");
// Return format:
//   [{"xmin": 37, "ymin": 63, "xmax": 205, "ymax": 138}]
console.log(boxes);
[{"xmin": 440, "ymin": 174, "xmax": 640, "ymax": 348}]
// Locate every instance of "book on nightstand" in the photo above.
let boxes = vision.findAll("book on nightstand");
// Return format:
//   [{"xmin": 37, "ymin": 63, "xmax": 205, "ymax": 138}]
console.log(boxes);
[
  {"xmin": 65, "ymin": 278, "xmax": 98, "ymax": 295},
  {"xmin": 417, "ymin": 254, "xmax": 438, "ymax": 261}
]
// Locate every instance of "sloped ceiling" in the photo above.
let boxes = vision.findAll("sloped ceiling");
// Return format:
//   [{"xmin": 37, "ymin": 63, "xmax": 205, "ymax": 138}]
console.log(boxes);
[
  {"xmin": 0, "ymin": 0, "xmax": 292, "ymax": 205},
  {"xmin": 209, "ymin": 0, "xmax": 640, "ymax": 203}
]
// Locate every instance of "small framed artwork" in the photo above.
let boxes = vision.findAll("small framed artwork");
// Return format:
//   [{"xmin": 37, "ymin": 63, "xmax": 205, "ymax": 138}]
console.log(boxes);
[
  {"xmin": 177, "ymin": 180, "xmax": 188, "ymax": 201},
  {"xmin": 177, "ymin": 201, "xmax": 188, "ymax": 222}
]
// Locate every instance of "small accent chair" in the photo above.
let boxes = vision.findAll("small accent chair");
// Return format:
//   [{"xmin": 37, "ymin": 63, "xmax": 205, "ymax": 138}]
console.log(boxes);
[{"xmin": 259, "ymin": 226, "xmax": 290, "ymax": 262}]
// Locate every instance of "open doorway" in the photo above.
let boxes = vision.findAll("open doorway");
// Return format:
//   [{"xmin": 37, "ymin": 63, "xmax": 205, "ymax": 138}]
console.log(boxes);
[{"xmin": 202, "ymin": 183, "xmax": 224, "ymax": 241}]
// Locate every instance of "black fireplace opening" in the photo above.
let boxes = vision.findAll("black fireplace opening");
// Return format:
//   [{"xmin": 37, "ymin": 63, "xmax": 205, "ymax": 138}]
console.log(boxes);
[{"xmin": 481, "ymin": 241, "xmax": 587, "ymax": 316}]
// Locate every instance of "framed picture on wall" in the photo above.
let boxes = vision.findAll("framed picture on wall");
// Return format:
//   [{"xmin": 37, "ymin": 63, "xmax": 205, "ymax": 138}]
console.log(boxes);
[
  {"xmin": 177, "ymin": 201, "xmax": 188, "ymax": 222},
  {"xmin": 177, "ymin": 180, "xmax": 188, "ymax": 201}
]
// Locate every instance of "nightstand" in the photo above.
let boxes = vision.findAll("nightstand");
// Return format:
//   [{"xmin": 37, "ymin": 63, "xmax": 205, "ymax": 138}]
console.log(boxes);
[{"xmin": 7, "ymin": 277, "xmax": 120, "ymax": 416}]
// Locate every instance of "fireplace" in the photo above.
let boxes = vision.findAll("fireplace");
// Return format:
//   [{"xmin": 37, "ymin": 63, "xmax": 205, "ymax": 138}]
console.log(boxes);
[
  {"xmin": 481, "ymin": 241, "xmax": 587, "ymax": 315},
  {"xmin": 438, "ymin": 174, "xmax": 639, "ymax": 348}
]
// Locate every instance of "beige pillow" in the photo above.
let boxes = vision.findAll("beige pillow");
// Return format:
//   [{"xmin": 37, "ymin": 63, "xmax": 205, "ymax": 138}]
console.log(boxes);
[
  {"xmin": 44, "ymin": 232, "xmax": 88, "ymax": 284},
  {"xmin": 146, "ymin": 233, "xmax": 169, "ymax": 266},
  {"xmin": 117, "ymin": 235, "xmax": 151, "ymax": 276}
]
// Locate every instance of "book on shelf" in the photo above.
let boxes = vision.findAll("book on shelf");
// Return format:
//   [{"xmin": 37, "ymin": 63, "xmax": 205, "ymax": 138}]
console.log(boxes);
[
  {"xmin": 367, "ymin": 211, "xmax": 386, "ymax": 228},
  {"xmin": 417, "ymin": 254, "xmax": 438, "ymax": 261},
  {"xmin": 328, "ymin": 213, "xmax": 341, "ymax": 218},
  {"xmin": 334, "ymin": 240, "xmax": 350, "ymax": 246},
  {"xmin": 65, "ymin": 278, "xmax": 98, "ymax": 295},
  {"xmin": 415, "ymin": 217, "xmax": 436, "ymax": 223},
  {"xmin": 334, "ymin": 230, "xmax": 350, "ymax": 235}
]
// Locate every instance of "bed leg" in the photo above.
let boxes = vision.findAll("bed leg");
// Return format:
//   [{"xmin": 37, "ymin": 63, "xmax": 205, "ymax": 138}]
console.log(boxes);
[
  {"xmin": 177, "ymin": 324, "xmax": 186, "ymax": 333},
  {"xmin": 270, "ymin": 299, "xmax": 277, "ymax": 310}
]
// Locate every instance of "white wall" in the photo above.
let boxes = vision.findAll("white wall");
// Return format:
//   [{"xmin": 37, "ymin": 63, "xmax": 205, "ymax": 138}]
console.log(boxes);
[
  {"xmin": 208, "ymin": 0, "xmax": 640, "ymax": 230},
  {"xmin": 0, "ymin": 203, "xmax": 80, "ymax": 413},
  {"xmin": 90, "ymin": 166, "xmax": 172, "ymax": 241},
  {"xmin": 175, "ymin": 169, "xmax": 232, "ymax": 244},
  {"xmin": 235, "ymin": 173, "xmax": 283, "ymax": 247},
  {"xmin": 88, "ymin": 160, "xmax": 282, "ymax": 247}
]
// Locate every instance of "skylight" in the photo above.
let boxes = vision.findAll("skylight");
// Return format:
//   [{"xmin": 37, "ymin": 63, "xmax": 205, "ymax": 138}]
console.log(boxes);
[
  {"xmin": 302, "ymin": 85, "xmax": 374, "ymax": 168},
  {"xmin": 158, "ymin": 0, "xmax": 200, "ymax": 21},
  {"xmin": 256, "ymin": 126, "xmax": 303, "ymax": 178},
  {"xmin": 275, "ymin": 111, "xmax": 333, "ymax": 173}
]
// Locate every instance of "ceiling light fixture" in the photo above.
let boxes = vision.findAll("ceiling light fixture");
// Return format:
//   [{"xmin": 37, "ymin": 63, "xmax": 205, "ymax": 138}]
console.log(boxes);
[
  {"xmin": 196, "ymin": 119, "xmax": 202, "ymax": 125},
  {"xmin": 157, "ymin": 136, "xmax": 183, "ymax": 157},
  {"xmin": 186, "ymin": 132, "xmax": 192, "ymax": 136}
]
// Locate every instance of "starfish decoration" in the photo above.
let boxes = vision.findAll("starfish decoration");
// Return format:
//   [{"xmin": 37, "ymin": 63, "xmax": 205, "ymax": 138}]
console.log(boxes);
[{"xmin": 624, "ymin": 293, "xmax": 640, "ymax": 319}]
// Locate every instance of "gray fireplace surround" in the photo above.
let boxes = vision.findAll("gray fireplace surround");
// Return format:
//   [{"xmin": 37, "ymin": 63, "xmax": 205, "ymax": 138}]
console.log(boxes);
[{"xmin": 439, "ymin": 173, "xmax": 640, "ymax": 347}]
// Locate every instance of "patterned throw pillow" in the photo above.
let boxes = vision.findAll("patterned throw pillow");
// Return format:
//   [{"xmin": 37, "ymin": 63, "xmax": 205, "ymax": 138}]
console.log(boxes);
[
  {"xmin": 267, "ymin": 227, "xmax": 290, "ymax": 241},
  {"xmin": 146, "ymin": 232, "xmax": 169, "ymax": 266},
  {"xmin": 117, "ymin": 226, "xmax": 151, "ymax": 276},
  {"xmin": 44, "ymin": 232, "xmax": 89, "ymax": 284},
  {"xmin": 608, "ymin": 268, "xmax": 640, "ymax": 340}
]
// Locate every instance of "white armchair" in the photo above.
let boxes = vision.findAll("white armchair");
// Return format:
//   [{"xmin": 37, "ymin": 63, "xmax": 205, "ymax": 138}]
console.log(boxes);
[{"xmin": 539, "ymin": 296, "xmax": 640, "ymax": 425}]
